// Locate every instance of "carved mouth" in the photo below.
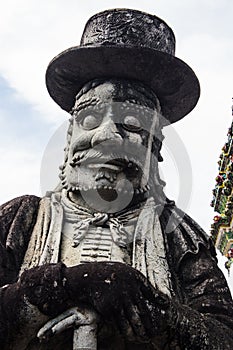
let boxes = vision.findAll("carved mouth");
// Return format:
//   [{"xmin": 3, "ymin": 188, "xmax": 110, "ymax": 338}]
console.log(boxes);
[{"xmin": 94, "ymin": 169, "xmax": 117, "ymax": 183}]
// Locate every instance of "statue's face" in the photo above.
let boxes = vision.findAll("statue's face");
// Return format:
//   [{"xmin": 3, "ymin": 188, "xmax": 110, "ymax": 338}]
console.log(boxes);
[{"xmin": 63, "ymin": 80, "xmax": 161, "ymax": 209}]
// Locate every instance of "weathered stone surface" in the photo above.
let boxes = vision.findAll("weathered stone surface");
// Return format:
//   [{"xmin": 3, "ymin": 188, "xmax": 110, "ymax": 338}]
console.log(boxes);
[{"xmin": 0, "ymin": 8, "xmax": 232, "ymax": 350}]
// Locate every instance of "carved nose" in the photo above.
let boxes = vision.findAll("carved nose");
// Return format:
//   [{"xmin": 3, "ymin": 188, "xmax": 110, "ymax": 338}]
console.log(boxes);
[{"xmin": 91, "ymin": 121, "xmax": 123, "ymax": 147}]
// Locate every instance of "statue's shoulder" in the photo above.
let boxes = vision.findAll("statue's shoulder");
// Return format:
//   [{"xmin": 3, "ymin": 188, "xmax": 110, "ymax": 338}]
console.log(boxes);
[
  {"xmin": 0, "ymin": 195, "xmax": 41, "ymax": 247},
  {"xmin": 0, "ymin": 194, "xmax": 41, "ymax": 224},
  {"xmin": 0, "ymin": 194, "xmax": 40, "ymax": 211},
  {"xmin": 161, "ymin": 199, "xmax": 216, "ymax": 268},
  {"xmin": 0, "ymin": 195, "xmax": 41, "ymax": 284}
]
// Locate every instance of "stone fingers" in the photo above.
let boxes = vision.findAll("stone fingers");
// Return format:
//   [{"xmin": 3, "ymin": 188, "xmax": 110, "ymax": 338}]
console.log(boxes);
[
  {"xmin": 37, "ymin": 307, "xmax": 98, "ymax": 342},
  {"xmin": 113, "ymin": 306, "xmax": 135, "ymax": 341},
  {"xmin": 113, "ymin": 293, "xmax": 150, "ymax": 343},
  {"xmin": 37, "ymin": 313, "xmax": 75, "ymax": 341},
  {"xmin": 123, "ymin": 301, "xmax": 149, "ymax": 342}
]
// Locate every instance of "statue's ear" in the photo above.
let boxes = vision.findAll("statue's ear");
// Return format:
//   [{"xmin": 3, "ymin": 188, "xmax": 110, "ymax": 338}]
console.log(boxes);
[{"xmin": 158, "ymin": 153, "xmax": 163, "ymax": 162}]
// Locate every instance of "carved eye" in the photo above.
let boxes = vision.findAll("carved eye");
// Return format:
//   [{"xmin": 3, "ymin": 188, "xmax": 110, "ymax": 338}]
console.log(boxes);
[
  {"xmin": 123, "ymin": 115, "xmax": 141, "ymax": 132},
  {"xmin": 81, "ymin": 114, "xmax": 102, "ymax": 130}
]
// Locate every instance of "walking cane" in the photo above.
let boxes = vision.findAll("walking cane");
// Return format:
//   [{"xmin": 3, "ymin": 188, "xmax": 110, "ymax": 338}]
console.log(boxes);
[
  {"xmin": 73, "ymin": 323, "xmax": 98, "ymax": 350},
  {"xmin": 72, "ymin": 308, "xmax": 98, "ymax": 350}
]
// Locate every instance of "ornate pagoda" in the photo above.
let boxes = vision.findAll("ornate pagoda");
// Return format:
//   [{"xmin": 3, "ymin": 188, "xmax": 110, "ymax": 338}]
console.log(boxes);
[{"xmin": 210, "ymin": 102, "xmax": 233, "ymax": 271}]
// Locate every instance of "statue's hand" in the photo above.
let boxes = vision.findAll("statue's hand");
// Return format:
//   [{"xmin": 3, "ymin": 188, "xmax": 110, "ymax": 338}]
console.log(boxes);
[
  {"xmin": 62, "ymin": 261, "xmax": 175, "ymax": 342},
  {"xmin": 20, "ymin": 262, "xmax": 176, "ymax": 342}
]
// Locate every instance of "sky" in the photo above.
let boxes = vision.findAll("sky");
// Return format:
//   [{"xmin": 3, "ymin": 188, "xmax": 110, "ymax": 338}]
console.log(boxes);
[{"xmin": 0, "ymin": 0, "xmax": 233, "ymax": 291}]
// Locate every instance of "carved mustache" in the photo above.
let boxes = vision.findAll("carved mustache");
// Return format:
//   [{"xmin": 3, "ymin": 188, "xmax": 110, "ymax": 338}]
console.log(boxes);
[{"xmin": 70, "ymin": 147, "xmax": 145, "ymax": 171}]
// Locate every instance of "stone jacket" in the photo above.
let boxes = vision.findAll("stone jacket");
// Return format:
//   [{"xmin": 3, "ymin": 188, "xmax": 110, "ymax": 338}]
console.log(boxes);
[{"xmin": 0, "ymin": 195, "xmax": 233, "ymax": 349}]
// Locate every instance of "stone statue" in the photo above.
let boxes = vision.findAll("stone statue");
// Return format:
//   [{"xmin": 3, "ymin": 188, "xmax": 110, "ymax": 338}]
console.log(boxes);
[{"xmin": 0, "ymin": 9, "xmax": 233, "ymax": 350}]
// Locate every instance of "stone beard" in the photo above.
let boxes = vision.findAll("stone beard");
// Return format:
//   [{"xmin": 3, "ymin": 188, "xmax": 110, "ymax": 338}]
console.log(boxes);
[{"xmin": 59, "ymin": 79, "xmax": 166, "ymax": 213}]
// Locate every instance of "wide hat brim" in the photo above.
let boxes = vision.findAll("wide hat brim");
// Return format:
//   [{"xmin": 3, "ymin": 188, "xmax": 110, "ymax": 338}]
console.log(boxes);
[{"xmin": 46, "ymin": 45, "xmax": 200, "ymax": 124}]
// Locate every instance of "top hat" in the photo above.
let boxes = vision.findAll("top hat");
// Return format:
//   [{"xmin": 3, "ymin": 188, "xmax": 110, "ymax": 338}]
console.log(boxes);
[{"xmin": 46, "ymin": 9, "xmax": 200, "ymax": 124}]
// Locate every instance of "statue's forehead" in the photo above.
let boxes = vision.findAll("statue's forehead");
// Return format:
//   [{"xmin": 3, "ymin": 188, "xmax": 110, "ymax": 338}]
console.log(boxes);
[{"xmin": 75, "ymin": 81, "xmax": 157, "ymax": 107}]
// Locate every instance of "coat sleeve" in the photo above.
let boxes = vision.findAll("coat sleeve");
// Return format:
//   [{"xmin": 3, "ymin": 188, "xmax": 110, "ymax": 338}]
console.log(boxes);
[
  {"xmin": 161, "ymin": 204, "xmax": 233, "ymax": 349},
  {"xmin": 0, "ymin": 195, "xmax": 47, "ymax": 348},
  {"xmin": 159, "ymin": 202, "xmax": 233, "ymax": 349},
  {"xmin": 170, "ymin": 244, "xmax": 233, "ymax": 349},
  {"xmin": 0, "ymin": 195, "xmax": 40, "ymax": 286}
]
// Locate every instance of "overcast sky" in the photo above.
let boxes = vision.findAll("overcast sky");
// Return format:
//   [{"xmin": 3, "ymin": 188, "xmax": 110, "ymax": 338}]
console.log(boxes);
[{"xmin": 0, "ymin": 0, "xmax": 233, "ymax": 291}]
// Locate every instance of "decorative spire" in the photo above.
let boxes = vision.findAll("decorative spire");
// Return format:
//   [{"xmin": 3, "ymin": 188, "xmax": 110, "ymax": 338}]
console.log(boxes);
[{"xmin": 210, "ymin": 100, "xmax": 233, "ymax": 273}]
